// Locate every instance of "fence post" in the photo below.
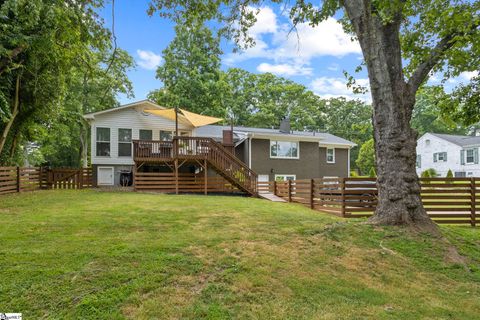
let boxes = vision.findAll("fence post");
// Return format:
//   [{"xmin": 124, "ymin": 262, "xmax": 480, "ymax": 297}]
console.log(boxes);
[
  {"xmin": 39, "ymin": 167, "xmax": 43, "ymax": 189},
  {"xmin": 310, "ymin": 179, "xmax": 314, "ymax": 209},
  {"xmin": 288, "ymin": 179, "xmax": 292, "ymax": 202},
  {"xmin": 273, "ymin": 180, "xmax": 277, "ymax": 196},
  {"xmin": 471, "ymin": 178, "xmax": 476, "ymax": 227},
  {"xmin": 16, "ymin": 166, "xmax": 21, "ymax": 193},
  {"xmin": 341, "ymin": 178, "xmax": 346, "ymax": 217}
]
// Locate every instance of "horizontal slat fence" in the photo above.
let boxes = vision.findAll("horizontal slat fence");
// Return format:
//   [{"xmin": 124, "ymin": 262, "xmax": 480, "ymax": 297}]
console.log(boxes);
[
  {"xmin": 261, "ymin": 177, "xmax": 479, "ymax": 226},
  {"xmin": 0, "ymin": 166, "xmax": 92, "ymax": 195},
  {"xmin": 134, "ymin": 172, "xmax": 241, "ymax": 194}
]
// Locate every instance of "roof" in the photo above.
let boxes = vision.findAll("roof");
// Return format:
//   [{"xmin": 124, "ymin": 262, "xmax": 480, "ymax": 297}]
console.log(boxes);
[
  {"xmin": 83, "ymin": 100, "xmax": 164, "ymax": 120},
  {"xmin": 427, "ymin": 133, "xmax": 480, "ymax": 147},
  {"xmin": 196, "ymin": 125, "xmax": 356, "ymax": 147}
]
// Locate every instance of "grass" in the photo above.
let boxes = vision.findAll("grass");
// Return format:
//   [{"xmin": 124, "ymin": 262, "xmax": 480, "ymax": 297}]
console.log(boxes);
[{"xmin": 0, "ymin": 190, "xmax": 479, "ymax": 319}]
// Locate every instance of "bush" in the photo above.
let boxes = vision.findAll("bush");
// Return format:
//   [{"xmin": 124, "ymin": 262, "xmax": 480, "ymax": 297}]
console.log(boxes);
[
  {"xmin": 369, "ymin": 167, "xmax": 376, "ymax": 177},
  {"xmin": 350, "ymin": 170, "xmax": 359, "ymax": 177},
  {"xmin": 446, "ymin": 169, "xmax": 454, "ymax": 178}
]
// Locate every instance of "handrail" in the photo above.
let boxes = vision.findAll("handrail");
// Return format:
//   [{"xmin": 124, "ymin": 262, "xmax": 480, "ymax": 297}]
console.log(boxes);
[{"xmin": 133, "ymin": 137, "xmax": 258, "ymax": 195}]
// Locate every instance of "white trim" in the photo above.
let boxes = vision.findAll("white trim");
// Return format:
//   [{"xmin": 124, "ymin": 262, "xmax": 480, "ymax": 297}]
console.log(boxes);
[
  {"xmin": 84, "ymin": 100, "xmax": 164, "ymax": 120},
  {"xmin": 326, "ymin": 147, "xmax": 335, "ymax": 163},
  {"xmin": 97, "ymin": 166, "xmax": 114, "ymax": 186},
  {"xmin": 269, "ymin": 140, "xmax": 300, "ymax": 159},
  {"xmin": 274, "ymin": 174, "xmax": 296, "ymax": 181}
]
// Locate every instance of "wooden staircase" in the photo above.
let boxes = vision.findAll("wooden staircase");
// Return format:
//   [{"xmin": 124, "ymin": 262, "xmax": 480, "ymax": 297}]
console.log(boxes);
[
  {"xmin": 133, "ymin": 137, "xmax": 258, "ymax": 196},
  {"xmin": 174, "ymin": 137, "xmax": 257, "ymax": 195}
]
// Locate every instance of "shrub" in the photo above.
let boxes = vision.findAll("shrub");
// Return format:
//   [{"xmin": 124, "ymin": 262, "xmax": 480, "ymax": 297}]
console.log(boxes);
[
  {"xmin": 350, "ymin": 170, "xmax": 359, "ymax": 177},
  {"xmin": 446, "ymin": 169, "xmax": 454, "ymax": 178},
  {"xmin": 368, "ymin": 167, "xmax": 376, "ymax": 177}
]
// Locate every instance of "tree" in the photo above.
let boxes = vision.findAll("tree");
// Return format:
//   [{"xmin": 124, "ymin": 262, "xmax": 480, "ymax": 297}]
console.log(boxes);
[
  {"xmin": 411, "ymin": 86, "xmax": 465, "ymax": 137},
  {"xmin": 446, "ymin": 169, "xmax": 453, "ymax": 178},
  {"xmin": 149, "ymin": 0, "xmax": 480, "ymax": 232},
  {"xmin": 322, "ymin": 98, "xmax": 372, "ymax": 169},
  {"xmin": 356, "ymin": 138, "xmax": 375, "ymax": 175},
  {"xmin": 0, "ymin": 0, "xmax": 134, "ymax": 165},
  {"xmin": 148, "ymin": 23, "xmax": 223, "ymax": 116}
]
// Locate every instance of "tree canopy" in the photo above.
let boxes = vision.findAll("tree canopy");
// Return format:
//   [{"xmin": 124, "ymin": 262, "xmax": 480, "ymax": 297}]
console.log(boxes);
[{"xmin": 0, "ymin": 0, "xmax": 134, "ymax": 166}]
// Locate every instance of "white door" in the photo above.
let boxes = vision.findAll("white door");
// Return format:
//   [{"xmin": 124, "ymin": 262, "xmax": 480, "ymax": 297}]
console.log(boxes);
[{"xmin": 98, "ymin": 167, "xmax": 114, "ymax": 186}]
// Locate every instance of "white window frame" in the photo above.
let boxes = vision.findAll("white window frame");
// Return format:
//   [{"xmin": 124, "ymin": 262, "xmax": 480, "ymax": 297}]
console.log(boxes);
[
  {"xmin": 274, "ymin": 174, "xmax": 296, "ymax": 181},
  {"xmin": 118, "ymin": 128, "xmax": 132, "ymax": 157},
  {"xmin": 466, "ymin": 148, "xmax": 475, "ymax": 164},
  {"xmin": 326, "ymin": 147, "xmax": 335, "ymax": 163},
  {"xmin": 96, "ymin": 127, "xmax": 110, "ymax": 157},
  {"xmin": 270, "ymin": 140, "xmax": 300, "ymax": 159}
]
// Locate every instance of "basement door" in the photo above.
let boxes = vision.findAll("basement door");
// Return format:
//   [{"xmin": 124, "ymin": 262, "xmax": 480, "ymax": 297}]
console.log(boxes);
[{"xmin": 97, "ymin": 167, "xmax": 114, "ymax": 186}]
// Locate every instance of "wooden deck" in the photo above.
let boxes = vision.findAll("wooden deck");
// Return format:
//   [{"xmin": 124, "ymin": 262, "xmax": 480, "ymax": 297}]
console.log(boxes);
[{"xmin": 133, "ymin": 137, "xmax": 258, "ymax": 196}]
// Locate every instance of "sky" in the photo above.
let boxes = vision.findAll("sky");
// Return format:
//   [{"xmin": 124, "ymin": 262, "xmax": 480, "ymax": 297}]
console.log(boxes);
[{"xmin": 98, "ymin": 1, "xmax": 476, "ymax": 105}]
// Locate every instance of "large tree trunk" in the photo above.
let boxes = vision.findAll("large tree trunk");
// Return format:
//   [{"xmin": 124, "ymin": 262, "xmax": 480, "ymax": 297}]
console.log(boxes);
[
  {"xmin": 0, "ymin": 74, "xmax": 20, "ymax": 157},
  {"xmin": 343, "ymin": 1, "xmax": 438, "ymax": 232}
]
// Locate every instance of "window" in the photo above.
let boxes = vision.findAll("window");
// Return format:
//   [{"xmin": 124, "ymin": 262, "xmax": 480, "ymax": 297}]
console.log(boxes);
[
  {"xmin": 270, "ymin": 141, "xmax": 299, "ymax": 159},
  {"xmin": 326, "ymin": 148, "xmax": 335, "ymax": 163},
  {"xmin": 118, "ymin": 128, "xmax": 132, "ymax": 157},
  {"xmin": 433, "ymin": 152, "xmax": 447, "ymax": 162},
  {"xmin": 275, "ymin": 174, "xmax": 296, "ymax": 181},
  {"xmin": 160, "ymin": 130, "xmax": 173, "ymax": 141},
  {"xmin": 466, "ymin": 149, "xmax": 475, "ymax": 164},
  {"xmin": 96, "ymin": 127, "xmax": 110, "ymax": 156},
  {"xmin": 425, "ymin": 139, "xmax": 430, "ymax": 146},
  {"xmin": 455, "ymin": 171, "xmax": 466, "ymax": 177},
  {"xmin": 416, "ymin": 155, "xmax": 421, "ymax": 168},
  {"xmin": 139, "ymin": 129, "xmax": 152, "ymax": 140}
]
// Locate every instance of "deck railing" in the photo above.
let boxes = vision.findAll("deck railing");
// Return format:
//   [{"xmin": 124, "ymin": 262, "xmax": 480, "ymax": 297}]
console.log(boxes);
[{"xmin": 133, "ymin": 137, "xmax": 257, "ymax": 195}]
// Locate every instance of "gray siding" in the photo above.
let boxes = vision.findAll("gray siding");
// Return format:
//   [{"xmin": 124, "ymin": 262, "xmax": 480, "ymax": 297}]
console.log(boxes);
[{"xmin": 249, "ymin": 138, "xmax": 349, "ymax": 180}]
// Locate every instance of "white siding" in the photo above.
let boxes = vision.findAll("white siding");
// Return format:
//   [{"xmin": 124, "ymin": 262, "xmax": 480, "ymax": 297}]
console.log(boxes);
[
  {"xmin": 90, "ymin": 105, "xmax": 193, "ymax": 165},
  {"xmin": 416, "ymin": 133, "xmax": 480, "ymax": 177}
]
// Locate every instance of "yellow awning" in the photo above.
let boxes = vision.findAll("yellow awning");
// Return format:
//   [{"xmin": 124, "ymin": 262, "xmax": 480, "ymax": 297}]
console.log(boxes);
[
  {"xmin": 144, "ymin": 108, "xmax": 222, "ymax": 127},
  {"xmin": 179, "ymin": 109, "xmax": 222, "ymax": 127}
]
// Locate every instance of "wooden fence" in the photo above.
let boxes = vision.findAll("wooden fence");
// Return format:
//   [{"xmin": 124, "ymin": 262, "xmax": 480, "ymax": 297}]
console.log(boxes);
[
  {"xmin": 0, "ymin": 166, "xmax": 92, "ymax": 195},
  {"xmin": 260, "ymin": 177, "xmax": 479, "ymax": 226},
  {"xmin": 134, "ymin": 172, "xmax": 241, "ymax": 194}
]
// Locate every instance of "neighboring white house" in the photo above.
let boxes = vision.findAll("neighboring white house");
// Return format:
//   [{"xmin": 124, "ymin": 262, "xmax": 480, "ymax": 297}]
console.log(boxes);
[{"xmin": 416, "ymin": 132, "xmax": 480, "ymax": 177}]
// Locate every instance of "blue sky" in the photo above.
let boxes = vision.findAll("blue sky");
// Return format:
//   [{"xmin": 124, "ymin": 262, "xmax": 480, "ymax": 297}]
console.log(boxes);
[{"xmin": 98, "ymin": 1, "xmax": 475, "ymax": 105}]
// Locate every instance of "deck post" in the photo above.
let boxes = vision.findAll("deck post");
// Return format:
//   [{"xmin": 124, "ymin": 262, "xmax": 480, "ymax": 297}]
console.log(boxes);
[
  {"xmin": 273, "ymin": 180, "xmax": 277, "ymax": 196},
  {"xmin": 175, "ymin": 159, "xmax": 179, "ymax": 195},
  {"xmin": 204, "ymin": 159, "xmax": 208, "ymax": 195},
  {"xmin": 133, "ymin": 164, "xmax": 137, "ymax": 191}
]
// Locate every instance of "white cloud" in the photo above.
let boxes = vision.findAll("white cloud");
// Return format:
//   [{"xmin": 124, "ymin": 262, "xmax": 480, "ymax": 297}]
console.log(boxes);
[
  {"xmin": 224, "ymin": 8, "xmax": 361, "ymax": 65},
  {"xmin": 459, "ymin": 71, "xmax": 478, "ymax": 81},
  {"xmin": 257, "ymin": 62, "xmax": 312, "ymax": 76},
  {"xmin": 310, "ymin": 76, "xmax": 371, "ymax": 102},
  {"xmin": 137, "ymin": 50, "xmax": 162, "ymax": 70}
]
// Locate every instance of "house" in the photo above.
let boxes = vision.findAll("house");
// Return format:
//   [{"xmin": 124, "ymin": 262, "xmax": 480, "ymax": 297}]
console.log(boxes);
[
  {"xmin": 83, "ymin": 100, "xmax": 356, "ymax": 194},
  {"xmin": 416, "ymin": 132, "xmax": 480, "ymax": 177}
]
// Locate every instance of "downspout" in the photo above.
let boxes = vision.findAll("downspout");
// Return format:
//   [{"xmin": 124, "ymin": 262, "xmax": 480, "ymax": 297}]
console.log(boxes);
[{"xmin": 248, "ymin": 134, "xmax": 252, "ymax": 169}]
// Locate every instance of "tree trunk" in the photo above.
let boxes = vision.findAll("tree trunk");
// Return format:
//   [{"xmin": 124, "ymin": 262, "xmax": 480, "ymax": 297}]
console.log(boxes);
[
  {"xmin": 0, "ymin": 74, "xmax": 20, "ymax": 157},
  {"xmin": 343, "ymin": 1, "xmax": 438, "ymax": 233},
  {"xmin": 79, "ymin": 121, "xmax": 89, "ymax": 168}
]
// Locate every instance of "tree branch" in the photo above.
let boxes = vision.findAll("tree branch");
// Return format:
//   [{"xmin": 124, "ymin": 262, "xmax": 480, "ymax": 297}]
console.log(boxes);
[{"xmin": 407, "ymin": 22, "xmax": 480, "ymax": 94}]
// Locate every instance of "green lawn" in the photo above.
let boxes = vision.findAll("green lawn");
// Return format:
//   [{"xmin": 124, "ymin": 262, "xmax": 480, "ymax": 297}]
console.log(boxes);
[{"xmin": 0, "ymin": 190, "xmax": 479, "ymax": 319}]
